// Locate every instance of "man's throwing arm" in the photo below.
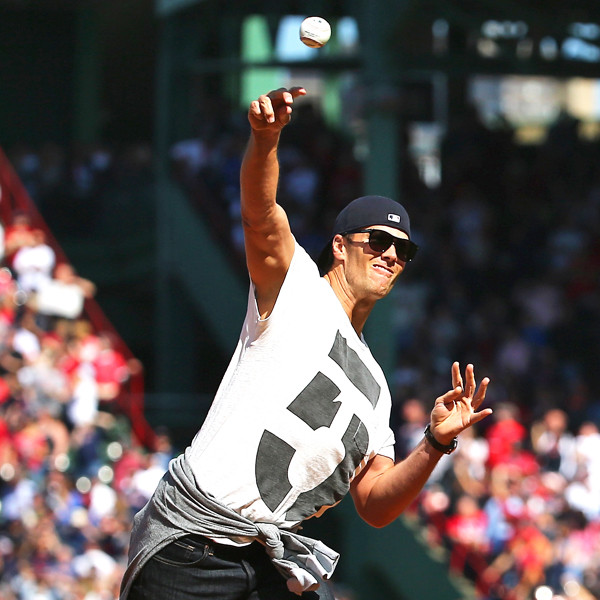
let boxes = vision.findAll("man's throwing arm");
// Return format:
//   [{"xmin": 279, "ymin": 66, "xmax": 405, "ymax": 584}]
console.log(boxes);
[{"xmin": 240, "ymin": 87, "xmax": 306, "ymax": 318}]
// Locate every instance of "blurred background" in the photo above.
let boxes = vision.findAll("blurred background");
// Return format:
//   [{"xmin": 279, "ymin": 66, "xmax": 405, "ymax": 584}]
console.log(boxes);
[{"xmin": 1, "ymin": 1, "xmax": 600, "ymax": 599}]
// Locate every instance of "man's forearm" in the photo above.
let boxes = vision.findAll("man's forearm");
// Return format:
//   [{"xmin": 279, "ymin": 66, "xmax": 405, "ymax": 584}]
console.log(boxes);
[
  {"xmin": 353, "ymin": 438, "xmax": 444, "ymax": 528},
  {"xmin": 240, "ymin": 131, "xmax": 281, "ymax": 228}
]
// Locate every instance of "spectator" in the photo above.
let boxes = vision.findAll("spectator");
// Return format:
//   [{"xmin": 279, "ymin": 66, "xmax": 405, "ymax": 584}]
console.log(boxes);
[
  {"xmin": 71, "ymin": 537, "xmax": 119, "ymax": 584},
  {"xmin": 92, "ymin": 332, "xmax": 130, "ymax": 406},
  {"xmin": 66, "ymin": 362, "xmax": 99, "ymax": 429},
  {"xmin": 451, "ymin": 425, "xmax": 489, "ymax": 498},
  {"xmin": 445, "ymin": 493, "xmax": 489, "ymax": 578},
  {"xmin": 128, "ymin": 452, "xmax": 168, "ymax": 504},
  {"xmin": 0, "ymin": 463, "xmax": 37, "ymax": 523},
  {"xmin": 11, "ymin": 228, "xmax": 55, "ymax": 295},
  {"xmin": 394, "ymin": 397, "xmax": 429, "ymax": 459},
  {"xmin": 483, "ymin": 465, "xmax": 523, "ymax": 559},
  {"xmin": 485, "ymin": 402, "xmax": 529, "ymax": 470},
  {"xmin": 531, "ymin": 408, "xmax": 578, "ymax": 479},
  {"xmin": 3, "ymin": 211, "xmax": 33, "ymax": 268},
  {"xmin": 564, "ymin": 422, "xmax": 600, "ymax": 521},
  {"xmin": 12, "ymin": 309, "xmax": 42, "ymax": 363}
]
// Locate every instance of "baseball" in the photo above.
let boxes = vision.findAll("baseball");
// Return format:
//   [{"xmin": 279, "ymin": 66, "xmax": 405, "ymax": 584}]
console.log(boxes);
[{"xmin": 299, "ymin": 16, "xmax": 331, "ymax": 48}]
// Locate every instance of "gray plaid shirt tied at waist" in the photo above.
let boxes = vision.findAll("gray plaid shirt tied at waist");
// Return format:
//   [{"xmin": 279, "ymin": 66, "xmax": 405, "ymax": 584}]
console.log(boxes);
[{"xmin": 119, "ymin": 454, "xmax": 340, "ymax": 598}]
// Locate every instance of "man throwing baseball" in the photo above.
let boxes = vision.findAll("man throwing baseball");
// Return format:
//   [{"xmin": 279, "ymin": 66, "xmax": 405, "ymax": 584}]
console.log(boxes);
[{"xmin": 120, "ymin": 87, "xmax": 492, "ymax": 600}]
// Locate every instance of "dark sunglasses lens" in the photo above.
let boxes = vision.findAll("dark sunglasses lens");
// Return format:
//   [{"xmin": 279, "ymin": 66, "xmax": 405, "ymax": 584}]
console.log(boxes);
[
  {"xmin": 394, "ymin": 239, "xmax": 411, "ymax": 261},
  {"xmin": 367, "ymin": 231, "xmax": 394, "ymax": 253},
  {"xmin": 403, "ymin": 241, "xmax": 418, "ymax": 261},
  {"xmin": 368, "ymin": 231, "xmax": 417, "ymax": 261}
]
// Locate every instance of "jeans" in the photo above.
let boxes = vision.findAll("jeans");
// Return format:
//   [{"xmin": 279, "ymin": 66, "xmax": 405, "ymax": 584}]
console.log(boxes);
[{"xmin": 127, "ymin": 534, "xmax": 335, "ymax": 600}]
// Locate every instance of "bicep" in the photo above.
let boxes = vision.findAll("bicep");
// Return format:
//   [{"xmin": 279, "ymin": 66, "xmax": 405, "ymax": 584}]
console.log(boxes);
[{"xmin": 243, "ymin": 203, "xmax": 295, "ymax": 317}]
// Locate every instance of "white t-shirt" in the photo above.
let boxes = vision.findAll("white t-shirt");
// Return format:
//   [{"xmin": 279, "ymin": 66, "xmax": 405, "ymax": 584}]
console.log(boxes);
[
  {"xmin": 185, "ymin": 242, "xmax": 395, "ymax": 530},
  {"xmin": 13, "ymin": 243, "xmax": 55, "ymax": 293}
]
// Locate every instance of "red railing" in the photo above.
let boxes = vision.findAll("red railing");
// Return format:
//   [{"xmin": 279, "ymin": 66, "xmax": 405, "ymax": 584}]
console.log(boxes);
[{"xmin": 0, "ymin": 147, "xmax": 157, "ymax": 450}]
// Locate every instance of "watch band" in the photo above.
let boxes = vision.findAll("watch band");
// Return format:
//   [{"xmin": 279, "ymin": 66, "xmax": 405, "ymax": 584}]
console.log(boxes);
[{"xmin": 424, "ymin": 424, "xmax": 458, "ymax": 454}]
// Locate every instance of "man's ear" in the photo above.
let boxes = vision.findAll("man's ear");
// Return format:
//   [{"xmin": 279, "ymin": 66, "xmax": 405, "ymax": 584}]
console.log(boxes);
[{"xmin": 331, "ymin": 234, "xmax": 346, "ymax": 262}]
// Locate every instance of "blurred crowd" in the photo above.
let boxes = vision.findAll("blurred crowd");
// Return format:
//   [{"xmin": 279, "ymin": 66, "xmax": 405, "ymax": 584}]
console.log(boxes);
[
  {"xmin": 3, "ymin": 90, "xmax": 600, "ymax": 600},
  {"xmin": 391, "ymin": 108, "xmax": 600, "ymax": 599},
  {"xmin": 0, "ymin": 206, "xmax": 175, "ymax": 599}
]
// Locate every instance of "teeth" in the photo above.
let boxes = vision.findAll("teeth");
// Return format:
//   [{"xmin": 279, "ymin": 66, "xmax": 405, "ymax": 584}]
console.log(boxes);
[{"xmin": 374, "ymin": 265, "xmax": 391, "ymax": 274}]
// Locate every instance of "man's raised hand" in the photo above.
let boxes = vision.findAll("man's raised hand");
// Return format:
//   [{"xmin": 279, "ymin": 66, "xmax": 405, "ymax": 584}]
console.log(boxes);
[
  {"xmin": 430, "ymin": 362, "xmax": 492, "ymax": 445},
  {"xmin": 248, "ymin": 87, "xmax": 307, "ymax": 132}
]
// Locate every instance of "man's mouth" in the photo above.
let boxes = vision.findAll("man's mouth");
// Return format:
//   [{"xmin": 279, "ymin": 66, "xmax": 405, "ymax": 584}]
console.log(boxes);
[{"xmin": 372, "ymin": 263, "xmax": 393, "ymax": 276}]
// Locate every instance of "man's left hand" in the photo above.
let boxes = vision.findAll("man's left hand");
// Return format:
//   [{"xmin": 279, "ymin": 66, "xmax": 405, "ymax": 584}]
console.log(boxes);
[{"xmin": 430, "ymin": 362, "xmax": 492, "ymax": 445}]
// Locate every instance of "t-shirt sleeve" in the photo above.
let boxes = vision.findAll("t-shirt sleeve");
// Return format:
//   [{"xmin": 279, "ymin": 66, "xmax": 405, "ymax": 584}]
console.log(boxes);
[{"xmin": 377, "ymin": 427, "xmax": 396, "ymax": 461}]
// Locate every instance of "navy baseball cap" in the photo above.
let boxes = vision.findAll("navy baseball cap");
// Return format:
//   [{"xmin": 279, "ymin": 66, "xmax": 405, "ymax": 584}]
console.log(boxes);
[{"xmin": 316, "ymin": 195, "xmax": 413, "ymax": 273}]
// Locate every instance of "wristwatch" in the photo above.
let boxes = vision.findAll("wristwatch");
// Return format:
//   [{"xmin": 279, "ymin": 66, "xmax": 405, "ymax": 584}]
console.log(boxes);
[{"xmin": 424, "ymin": 424, "xmax": 458, "ymax": 455}]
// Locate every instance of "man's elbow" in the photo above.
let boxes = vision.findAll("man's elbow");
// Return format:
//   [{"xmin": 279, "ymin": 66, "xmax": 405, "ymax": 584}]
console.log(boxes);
[{"xmin": 356, "ymin": 506, "xmax": 400, "ymax": 529}]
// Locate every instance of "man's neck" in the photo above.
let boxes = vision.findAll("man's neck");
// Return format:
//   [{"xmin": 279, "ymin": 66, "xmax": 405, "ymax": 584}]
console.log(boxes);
[{"xmin": 323, "ymin": 270, "xmax": 374, "ymax": 336}]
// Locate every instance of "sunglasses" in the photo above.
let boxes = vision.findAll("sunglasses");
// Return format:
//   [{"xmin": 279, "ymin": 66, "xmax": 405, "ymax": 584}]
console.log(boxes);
[{"xmin": 344, "ymin": 229, "xmax": 419, "ymax": 262}]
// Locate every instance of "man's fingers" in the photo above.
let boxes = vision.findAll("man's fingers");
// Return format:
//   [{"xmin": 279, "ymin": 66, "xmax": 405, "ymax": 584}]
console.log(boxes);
[
  {"xmin": 451, "ymin": 361, "xmax": 463, "ymax": 391},
  {"xmin": 436, "ymin": 386, "xmax": 462, "ymax": 407},
  {"xmin": 249, "ymin": 96, "xmax": 274, "ymax": 124},
  {"xmin": 289, "ymin": 86, "xmax": 307, "ymax": 99},
  {"xmin": 472, "ymin": 377, "xmax": 490, "ymax": 409},
  {"xmin": 250, "ymin": 87, "xmax": 307, "ymax": 127},
  {"xmin": 257, "ymin": 94, "xmax": 275, "ymax": 123},
  {"xmin": 249, "ymin": 100, "xmax": 261, "ymax": 117},
  {"xmin": 465, "ymin": 363, "xmax": 476, "ymax": 396},
  {"xmin": 470, "ymin": 408, "xmax": 493, "ymax": 424}
]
